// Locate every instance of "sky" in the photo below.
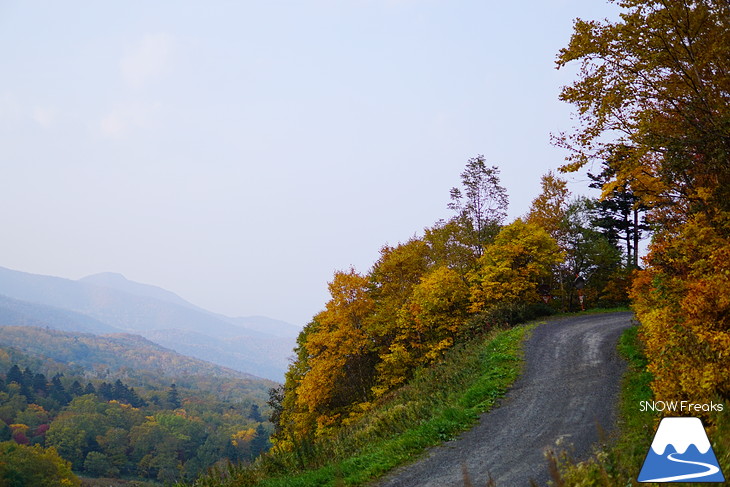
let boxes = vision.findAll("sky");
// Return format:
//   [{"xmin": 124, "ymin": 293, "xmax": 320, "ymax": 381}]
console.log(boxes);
[{"xmin": 0, "ymin": 0, "xmax": 621, "ymax": 328}]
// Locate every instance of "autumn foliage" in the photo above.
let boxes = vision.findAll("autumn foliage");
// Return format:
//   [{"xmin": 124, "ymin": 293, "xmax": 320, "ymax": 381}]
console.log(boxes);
[
  {"xmin": 271, "ymin": 156, "xmax": 631, "ymax": 447},
  {"xmin": 557, "ymin": 0, "xmax": 730, "ymax": 410}
]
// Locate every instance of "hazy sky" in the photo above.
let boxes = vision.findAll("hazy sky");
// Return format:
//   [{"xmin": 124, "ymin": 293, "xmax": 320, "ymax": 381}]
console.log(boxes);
[{"xmin": 0, "ymin": 1, "xmax": 619, "ymax": 327}]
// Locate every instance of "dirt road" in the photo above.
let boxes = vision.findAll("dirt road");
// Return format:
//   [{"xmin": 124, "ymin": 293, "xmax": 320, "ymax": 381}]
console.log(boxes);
[{"xmin": 372, "ymin": 312, "xmax": 634, "ymax": 487}]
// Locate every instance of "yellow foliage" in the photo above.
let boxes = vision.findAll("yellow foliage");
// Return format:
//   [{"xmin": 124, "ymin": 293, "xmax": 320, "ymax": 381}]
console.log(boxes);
[
  {"xmin": 10, "ymin": 423, "xmax": 29, "ymax": 433},
  {"xmin": 292, "ymin": 269, "xmax": 377, "ymax": 438},
  {"xmin": 374, "ymin": 266, "xmax": 470, "ymax": 396},
  {"xmin": 231, "ymin": 428, "xmax": 256, "ymax": 447},
  {"xmin": 469, "ymin": 219, "xmax": 563, "ymax": 312}
]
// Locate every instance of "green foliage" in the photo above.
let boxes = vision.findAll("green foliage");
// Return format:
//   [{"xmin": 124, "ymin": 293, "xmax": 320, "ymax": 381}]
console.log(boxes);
[
  {"xmin": 0, "ymin": 350, "xmax": 273, "ymax": 484},
  {"xmin": 173, "ymin": 324, "xmax": 530, "ymax": 487},
  {"xmin": 0, "ymin": 326, "xmax": 274, "ymax": 404},
  {"xmin": 0, "ymin": 440, "xmax": 80, "ymax": 486}
]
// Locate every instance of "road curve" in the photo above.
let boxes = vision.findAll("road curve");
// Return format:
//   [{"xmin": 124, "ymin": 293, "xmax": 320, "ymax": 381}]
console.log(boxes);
[{"xmin": 371, "ymin": 312, "xmax": 634, "ymax": 487}]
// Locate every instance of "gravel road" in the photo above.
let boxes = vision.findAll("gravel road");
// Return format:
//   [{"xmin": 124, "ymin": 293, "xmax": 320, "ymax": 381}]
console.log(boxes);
[{"xmin": 371, "ymin": 312, "xmax": 634, "ymax": 487}]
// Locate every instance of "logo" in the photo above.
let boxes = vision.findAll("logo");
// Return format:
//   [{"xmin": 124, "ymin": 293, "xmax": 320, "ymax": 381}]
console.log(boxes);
[{"xmin": 638, "ymin": 417, "xmax": 725, "ymax": 483}]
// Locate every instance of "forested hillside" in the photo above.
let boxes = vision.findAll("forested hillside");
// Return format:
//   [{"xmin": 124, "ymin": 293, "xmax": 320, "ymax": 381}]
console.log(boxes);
[
  {"xmin": 175, "ymin": 155, "xmax": 638, "ymax": 487},
  {"xmin": 181, "ymin": 2, "xmax": 727, "ymax": 485},
  {"xmin": 0, "ymin": 329, "xmax": 275, "ymax": 484},
  {"xmin": 0, "ymin": 267, "xmax": 297, "ymax": 381}
]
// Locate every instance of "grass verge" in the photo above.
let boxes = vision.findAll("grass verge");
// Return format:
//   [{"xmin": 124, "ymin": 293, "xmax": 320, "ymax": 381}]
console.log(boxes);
[
  {"xmin": 176, "ymin": 323, "xmax": 533, "ymax": 487},
  {"xmin": 551, "ymin": 324, "xmax": 729, "ymax": 486}
]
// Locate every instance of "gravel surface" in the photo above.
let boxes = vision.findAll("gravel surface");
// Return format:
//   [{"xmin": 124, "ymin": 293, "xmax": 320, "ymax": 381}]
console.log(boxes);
[{"xmin": 371, "ymin": 312, "xmax": 634, "ymax": 487}]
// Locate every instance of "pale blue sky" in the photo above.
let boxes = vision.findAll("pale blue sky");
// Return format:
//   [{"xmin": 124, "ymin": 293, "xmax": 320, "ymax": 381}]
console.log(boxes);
[{"xmin": 0, "ymin": 1, "xmax": 619, "ymax": 326}]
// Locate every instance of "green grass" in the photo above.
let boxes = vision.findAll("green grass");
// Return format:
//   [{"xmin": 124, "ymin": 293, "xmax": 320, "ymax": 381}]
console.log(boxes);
[
  {"xmin": 176, "ymin": 324, "xmax": 533, "ymax": 487},
  {"xmin": 551, "ymin": 325, "xmax": 729, "ymax": 486}
]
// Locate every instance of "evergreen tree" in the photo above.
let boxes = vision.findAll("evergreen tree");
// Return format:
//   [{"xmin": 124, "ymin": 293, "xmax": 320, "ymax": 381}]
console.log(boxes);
[
  {"xmin": 128, "ymin": 387, "xmax": 146, "ymax": 408},
  {"xmin": 32, "ymin": 373, "xmax": 48, "ymax": 396},
  {"xmin": 250, "ymin": 424, "xmax": 269, "ymax": 458},
  {"xmin": 249, "ymin": 403, "xmax": 263, "ymax": 422},
  {"xmin": 98, "ymin": 382, "xmax": 113, "ymax": 401},
  {"xmin": 49, "ymin": 375, "xmax": 70, "ymax": 406},
  {"xmin": 167, "ymin": 384, "xmax": 181, "ymax": 409},
  {"xmin": 6, "ymin": 365, "xmax": 23, "ymax": 386},
  {"xmin": 588, "ymin": 162, "xmax": 650, "ymax": 268},
  {"xmin": 69, "ymin": 380, "xmax": 84, "ymax": 397}
]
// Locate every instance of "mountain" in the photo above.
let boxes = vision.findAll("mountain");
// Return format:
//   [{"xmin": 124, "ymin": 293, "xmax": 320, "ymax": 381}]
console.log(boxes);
[
  {"xmin": 79, "ymin": 271, "xmax": 196, "ymax": 310},
  {"xmin": 143, "ymin": 328, "xmax": 294, "ymax": 381},
  {"xmin": 0, "ymin": 294, "xmax": 123, "ymax": 334},
  {"xmin": 228, "ymin": 315, "xmax": 302, "ymax": 338},
  {"xmin": 0, "ymin": 266, "xmax": 299, "ymax": 381},
  {"xmin": 650, "ymin": 416, "xmax": 711, "ymax": 455},
  {"xmin": 79, "ymin": 272, "xmax": 301, "ymax": 338},
  {"xmin": 0, "ymin": 325, "xmax": 275, "ymax": 401}
]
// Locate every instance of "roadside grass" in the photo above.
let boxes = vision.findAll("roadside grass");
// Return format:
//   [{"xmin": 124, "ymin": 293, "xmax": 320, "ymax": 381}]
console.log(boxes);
[
  {"xmin": 176, "ymin": 323, "xmax": 533, "ymax": 487},
  {"xmin": 550, "ymin": 324, "xmax": 730, "ymax": 486}
]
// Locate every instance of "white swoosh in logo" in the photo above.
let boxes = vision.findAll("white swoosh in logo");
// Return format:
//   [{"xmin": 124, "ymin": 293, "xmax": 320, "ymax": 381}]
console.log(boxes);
[{"xmin": 641, "ymin": 453, "xmax": 721, "ymax": 483}]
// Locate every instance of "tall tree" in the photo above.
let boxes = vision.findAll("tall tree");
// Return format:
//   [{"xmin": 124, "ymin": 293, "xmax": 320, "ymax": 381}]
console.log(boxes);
[
  {"xmin": 588, "ymin": 161, "xmax": 650, "ymax": 268},
  {"xmin": 558, "ymin": 0, "xmax": 730, "ymax": 403},
  {"xmin": 294, "ymin": 269, "xmax": 377, "ymax": 436},
  {"xmin": 525, "ymin": 171, "xmax": 571, "ymax": 248},
  {"xmin": 556, "ymin": 0, "xmax": 730, "ymax": 222},
  {"xmin": 448, "ymin": 155, "xmax": 509, "ymax": 252},
  {"xmin": 167, "ymin": 384, "xmax": 181, "ymax": 410}
]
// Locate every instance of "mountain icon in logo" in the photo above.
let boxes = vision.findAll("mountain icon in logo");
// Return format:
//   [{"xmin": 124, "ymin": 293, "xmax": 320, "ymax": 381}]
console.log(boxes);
[{"xmin": 638, "ymin": 417, "xmax": 725, "ymax": 483}]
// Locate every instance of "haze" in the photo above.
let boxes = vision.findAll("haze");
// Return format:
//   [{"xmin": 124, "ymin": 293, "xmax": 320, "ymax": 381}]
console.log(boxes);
[{"xmin": 0, "ymin": 1, "xmax": 618, "ymax": 327}]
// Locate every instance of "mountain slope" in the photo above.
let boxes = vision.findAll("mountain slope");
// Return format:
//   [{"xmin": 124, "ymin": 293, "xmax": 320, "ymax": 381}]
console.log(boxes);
[
  {"xmin": 0, "ymin": 325, "xmax": 275, "ymax": 400},
  {"xmin": 0, "ymin": 294, "xmax": 123, "ymax": 334},
  {"xmin": 79, "ymin": 271, "xmax": 196, "ymax": 309},
  {"xmin": 0, "ymin": 266, "xmax": 297, "ymax": 381}
]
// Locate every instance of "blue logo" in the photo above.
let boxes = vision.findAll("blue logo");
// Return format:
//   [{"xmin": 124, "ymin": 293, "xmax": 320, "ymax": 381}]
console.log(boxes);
[{"xmin": 638, "ymin": 417, "xmax": 725, "ymax": 483}]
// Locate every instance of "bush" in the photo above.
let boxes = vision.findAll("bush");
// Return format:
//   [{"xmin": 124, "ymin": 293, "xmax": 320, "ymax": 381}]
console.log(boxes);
[
  {"xmin": 464, "ymin": 302, "xmax": 554, "ymax": 336},
  {"xmin": 0, "ymin": 440, "xmax": 80, "ymax": 486}
]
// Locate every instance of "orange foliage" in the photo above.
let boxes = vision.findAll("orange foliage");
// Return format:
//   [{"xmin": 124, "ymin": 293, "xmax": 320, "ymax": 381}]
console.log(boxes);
[
  {"xmin": 632, "ymin": 211, "xmax": 730, "ymax": 404},
  {"xmin": 293, "ymin": 269, "xmax": 376, "ymax": 437}
]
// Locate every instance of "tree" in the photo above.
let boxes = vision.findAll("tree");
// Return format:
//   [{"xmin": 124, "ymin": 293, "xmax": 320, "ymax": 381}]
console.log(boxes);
[
  {"xmin": 0, "ymin": 441, "xmax": 80, "ymax": 487},
  {"xmin": 562, "ymin": 197, "xmax": 624, "ymax": 308},
  {"xmin": 6, "ymin": 365, "xmax": 23, "ymax": 386},
  {"xmin": 469, "ymin": 220, "xmax": 563, "ymax": 312},
  {"xmin": 167, "ymin": 384, "xmax": 181, "ymax": 409},
  {"xmin": 374, "ymin": 266, "xmax": 470, "ymax": 395},
  {"xmin": 84, "ymin": 451, "xmax": 117, "ymax": 477},
  {"xmin": 293, "ymin": 269, "xmax": 378, "ymax": 436},
  {"xmin": 448, "ymin": 155, "xmax": 509, "ymax": 252},
  {"xmin": 558, "ymin": 0, "xmax": 730, "ymax": 405},
  {"xmin": 367, "ymin": 239, "xmax": 431, "ymax": 347},
  {"xmin": 423, "ymin": 218, "xmax": 481, "ymax": 274},
  {"xmin": 588, "ymin": 162, "xmax": 650, "ymax": 268},
  {"xmin": 249, "ymin": 403, "xmax": 263, "ymax": 422},
  {"xmin": 525, "ymin": 171, "xmax": 571, "ymax": 248},
  {"xmin": 555, "ymin": 0, "xmax": 730, "ymax": 222}
]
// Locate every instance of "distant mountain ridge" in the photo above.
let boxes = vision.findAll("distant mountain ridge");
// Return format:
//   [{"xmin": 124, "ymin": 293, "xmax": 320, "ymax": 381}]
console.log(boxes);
[
  {"xmin": 80, "ymin": 271, "xmax": 197, "ymax": 309},
  {"xmin": 0, "ymin": 265, "xmax": 299, "ymax": 381}
]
